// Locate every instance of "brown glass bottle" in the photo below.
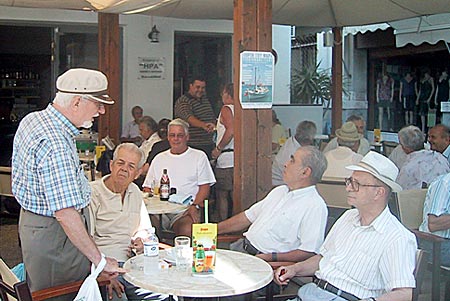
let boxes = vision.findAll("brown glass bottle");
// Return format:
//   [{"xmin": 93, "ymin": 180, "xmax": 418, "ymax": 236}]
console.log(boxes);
[{"xmin": 160, "ymin": 169, "xmax": 170, "ymax": 201}]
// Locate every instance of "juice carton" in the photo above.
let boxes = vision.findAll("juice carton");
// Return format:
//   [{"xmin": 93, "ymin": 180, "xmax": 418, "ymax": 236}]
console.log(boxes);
[{"xmin": 192, "ymin": 223, "xmax": 217, "ymax": 275}]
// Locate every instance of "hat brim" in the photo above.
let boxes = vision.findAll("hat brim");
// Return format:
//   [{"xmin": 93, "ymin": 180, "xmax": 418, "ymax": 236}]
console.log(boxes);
[
  {"xmin": 346, "ymin": 164, "xmax": 403, "ymax": 192},
  {"xmin": 90, "ymin": 94, "xmax": 114, "ymax": 105}
]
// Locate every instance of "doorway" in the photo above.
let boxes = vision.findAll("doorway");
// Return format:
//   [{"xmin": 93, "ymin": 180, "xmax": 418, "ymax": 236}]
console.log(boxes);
[{"xmin": 173, "ymin": 32, "xmax": 232, "ymax": 116}]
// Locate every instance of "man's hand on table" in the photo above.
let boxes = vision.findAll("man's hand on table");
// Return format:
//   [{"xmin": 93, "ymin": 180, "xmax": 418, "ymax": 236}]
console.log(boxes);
[
  {"xmin": 101, "ymin": 257, "xmax": 126, "ymax": 278},
  {"xmin": 107, "ymin": 278, "xmax": 125, "ymax": 300},
  {"xmin": 183, "ymin": 205, "xmax": 200, "ymax": 223}
]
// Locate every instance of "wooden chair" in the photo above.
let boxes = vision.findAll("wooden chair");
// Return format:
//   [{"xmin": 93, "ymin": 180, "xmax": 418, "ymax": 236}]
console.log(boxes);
[
  {"xmin": 396, "ymin": 188, "xmax": 449, "ymax": 301},
  {"xmin": 316, "ymin": 179, "xmax": 351, "ymax": 209},
  {"xmin": 0, "ymin": 258, "xmax": 109, "ymax": 301}
]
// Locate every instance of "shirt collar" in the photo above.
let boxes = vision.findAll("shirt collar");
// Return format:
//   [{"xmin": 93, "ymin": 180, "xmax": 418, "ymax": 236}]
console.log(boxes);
[
  {"xmin": 443, "ymin": 144, "xmax": 450, "ymax": 159},
  {"xmin": 47, "ymin": 103, "xmax": 80, "ymax": 137},
  {"xmin": 100, "ymin": 175, "xmax": 132, "ymax": 199},
  {"xmin": 352, "ymin": 205, "xmax": 390, "ymax": 233},
  {"xmin": 288, "ymin": 185, "xmax": 316, "ymax": 196}
]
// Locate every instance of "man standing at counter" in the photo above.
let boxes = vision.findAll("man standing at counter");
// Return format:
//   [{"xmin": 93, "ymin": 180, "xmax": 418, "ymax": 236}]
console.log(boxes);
[{"xmin": 12, "ymin": 68, "xmax": 124, "ymax": 298}]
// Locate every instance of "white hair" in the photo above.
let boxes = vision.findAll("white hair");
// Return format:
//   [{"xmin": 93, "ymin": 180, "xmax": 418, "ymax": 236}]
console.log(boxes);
[
  {"xmin": 113, "ymin": 143, "xmax": 146, "ymax": 168},
  {"xmin": 53, "ymin": 92, "xmax": 79, "ymax": 107}
]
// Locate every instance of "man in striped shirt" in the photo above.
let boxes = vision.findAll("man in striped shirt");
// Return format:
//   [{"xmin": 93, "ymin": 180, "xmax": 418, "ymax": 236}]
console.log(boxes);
[
  {"xmin": 419, "ymin": 172, "xmax": 450, "ymax": 267},
  {"xmin": 174, "ymin": 76, "xmax": 216, "ymax": 159},
  {"xmin": 275, "ymin": 151, "xmax": 417, "ymax": 301}
]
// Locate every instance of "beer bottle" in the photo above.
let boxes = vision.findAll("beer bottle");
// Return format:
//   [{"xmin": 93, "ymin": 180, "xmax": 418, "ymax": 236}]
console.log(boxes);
[{"xmin": 160, "ymin": 169, "xmax": 170, "ymax": 201}]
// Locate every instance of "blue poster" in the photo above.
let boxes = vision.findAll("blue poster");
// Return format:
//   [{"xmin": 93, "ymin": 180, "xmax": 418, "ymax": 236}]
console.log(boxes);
[{"xmin": 239, "ymin": 51, "xmax": 274, "ymax": 109}]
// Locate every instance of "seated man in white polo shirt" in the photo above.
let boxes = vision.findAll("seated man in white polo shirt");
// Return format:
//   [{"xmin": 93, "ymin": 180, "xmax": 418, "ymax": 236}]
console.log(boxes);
[
  {"xmin": 219, "ymin": 146, "xmax": 328, "ymax": 263},
  {"xmin": 275, "ymin": 152, "xmax": 417, "ymax": 301},
  {"xmin": 143, "ymin": 118, "xmax": 216, "ymax": 236},
  {"xmin": 89, "ymin": 143, "xmax": 167, "ymax": 301}
]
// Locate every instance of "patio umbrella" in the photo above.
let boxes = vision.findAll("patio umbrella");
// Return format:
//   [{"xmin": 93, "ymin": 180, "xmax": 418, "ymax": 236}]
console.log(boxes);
[{"xmin": 1, "ymin": 1, "xmax": 449, "ymax": 27}]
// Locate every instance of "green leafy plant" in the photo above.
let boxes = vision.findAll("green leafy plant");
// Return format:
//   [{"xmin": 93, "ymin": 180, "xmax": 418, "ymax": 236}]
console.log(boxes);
[{"xmin": 291, "ymin": 63, "xmax": 331, "ymax": 105}]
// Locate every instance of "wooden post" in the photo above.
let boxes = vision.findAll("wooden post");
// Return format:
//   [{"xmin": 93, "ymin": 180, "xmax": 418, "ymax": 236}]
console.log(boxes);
[
  {"xmin": 98, "ymin": 13, "xmax": 120, "ymax": 143},
  {"xmin": 233, "ymin": 0, "xmax": 272, "ymax": 212},
  {"xmin": 331, "ymin": 27, "xmax": 343, "ymax": 134}
]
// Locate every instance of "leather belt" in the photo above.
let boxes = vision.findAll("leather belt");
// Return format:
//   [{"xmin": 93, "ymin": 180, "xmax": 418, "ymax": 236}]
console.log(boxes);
[
  {"xmin": 243, "ymin": 237, "xmax": 261, "ymax": 256},
  {"xmin": 313, "ymin": 276, "xmax": 360, "ymax": 301}
]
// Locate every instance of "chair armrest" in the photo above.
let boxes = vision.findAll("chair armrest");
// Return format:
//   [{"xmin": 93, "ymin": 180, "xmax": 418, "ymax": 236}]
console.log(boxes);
[
  {"xmin": 32, "ymin": 276, "xmax": 110, "ymax": 301},
  {"xmin": 217, "ymin": 234, "xmax": 243, "ymax": 243},
  {"xmin": 268, "ymin": 261, "xmax": 296, "ymax": 270},
  {"xmin": 411, "ymin": 229, "xmax": 448, "ymax": 243}
]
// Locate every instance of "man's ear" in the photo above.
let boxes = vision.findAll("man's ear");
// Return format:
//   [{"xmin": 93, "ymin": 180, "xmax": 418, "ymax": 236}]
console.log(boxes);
[{"xmin": 71, "ymin": 96, "xmax": 82, "ymax": 111}]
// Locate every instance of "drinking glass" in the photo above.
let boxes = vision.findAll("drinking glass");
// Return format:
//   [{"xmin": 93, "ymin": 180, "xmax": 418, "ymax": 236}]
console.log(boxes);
[
  {"xmin": 151, "ymin": 180, "xmax": 160, "ymax": 196},
  {"xmin": 174, "ymin": 236, "xmax": 191, "ymax": 271}
]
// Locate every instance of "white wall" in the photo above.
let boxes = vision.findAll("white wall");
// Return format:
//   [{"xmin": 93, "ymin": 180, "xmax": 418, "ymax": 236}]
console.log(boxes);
[{"xmin": 0, "ymin": 7, "xmax": 291, "ymax": 130}]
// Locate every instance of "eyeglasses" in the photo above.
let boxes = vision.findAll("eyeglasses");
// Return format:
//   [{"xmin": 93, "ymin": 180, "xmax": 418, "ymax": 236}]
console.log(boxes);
[
  {"xmin": 82, "ymin": 97, "xmax": 104, "ymax": 110},
  {"xmin": 344, "ymin": 177, "xmax": 382, "ymax": 192}
]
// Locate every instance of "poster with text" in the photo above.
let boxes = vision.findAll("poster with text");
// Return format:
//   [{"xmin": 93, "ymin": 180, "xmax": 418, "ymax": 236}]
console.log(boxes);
[{"xmin": 239, "ymin": 51, "xmax": 274, "ymax": 109}]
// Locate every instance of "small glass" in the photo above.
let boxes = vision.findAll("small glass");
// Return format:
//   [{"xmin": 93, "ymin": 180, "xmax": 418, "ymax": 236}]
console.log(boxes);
[
  {"xmin": 151, "ymin": 179, "xmax": 160, "ymax": 196},
  {"xmin": 174, "ymin": 236, "xmax": 192, "ymax": 271}
]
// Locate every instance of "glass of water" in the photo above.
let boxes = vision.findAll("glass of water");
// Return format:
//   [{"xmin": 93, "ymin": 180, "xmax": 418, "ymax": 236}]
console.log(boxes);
[{"xmin": 174, "ymin": 236, "xmax": 191, "ymax": 271}]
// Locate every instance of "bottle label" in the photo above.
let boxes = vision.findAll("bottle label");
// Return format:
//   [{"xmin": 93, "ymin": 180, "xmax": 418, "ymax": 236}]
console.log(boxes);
[
  {"xmin": 144, "ymin": 242, "xmax": 159, "ymax": 257},
  {"xmin": 160, "ymin": 184, "xmax": 170, "ymax": 199}
]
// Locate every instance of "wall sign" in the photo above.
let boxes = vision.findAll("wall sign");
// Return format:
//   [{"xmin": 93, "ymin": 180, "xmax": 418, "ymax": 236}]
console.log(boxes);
[{"xmin": 138, "ymin": 57, "xmax": 165, "ymax": 79}]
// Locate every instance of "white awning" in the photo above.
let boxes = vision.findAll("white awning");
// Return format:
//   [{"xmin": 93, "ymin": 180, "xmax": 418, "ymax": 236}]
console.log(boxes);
[
  {"xmin": 390, "ymin": 13, "xmax": 450, "ymax": 47},
  {"xmin": 343, "ymin": 23, "xmax": 390, "ymax": 36}
]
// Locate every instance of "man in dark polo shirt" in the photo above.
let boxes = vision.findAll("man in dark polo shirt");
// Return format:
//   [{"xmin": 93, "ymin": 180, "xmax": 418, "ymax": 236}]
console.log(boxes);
[{"xmin": 174, "ymin": 76, "xmax": 216, "ymax": 159}]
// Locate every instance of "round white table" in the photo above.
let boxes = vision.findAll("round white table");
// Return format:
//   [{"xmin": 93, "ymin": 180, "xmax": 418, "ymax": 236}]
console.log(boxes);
[
  {"xmin": 144, "ymin": 196, "xmax": 188, "ymax": 238},
  {"xmin": 123, "ymin": 249, "xmax": 273, "ymax": 298}
]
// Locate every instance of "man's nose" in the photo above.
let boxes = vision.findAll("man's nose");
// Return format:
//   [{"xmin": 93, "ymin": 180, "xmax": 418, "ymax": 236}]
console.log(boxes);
[{"xmin": 98, "ymin": 105, "xmax": 106, "ymax": 114}]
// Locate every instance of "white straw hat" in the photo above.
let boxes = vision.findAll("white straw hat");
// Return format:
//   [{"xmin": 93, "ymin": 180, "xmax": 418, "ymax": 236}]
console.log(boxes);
[
  {"xmin": 56, "ymin": 68, "xmax": 114, "ymax": 104},
  {"xmin": 346, "ymin": 151, "xmax": 402, "ymax": 192}
]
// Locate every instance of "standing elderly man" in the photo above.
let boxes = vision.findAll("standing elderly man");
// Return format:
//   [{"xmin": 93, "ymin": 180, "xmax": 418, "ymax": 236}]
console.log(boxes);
[
  {"xmin": 220, "ymin": 146, "xmax": 328, "ymax": 263},
  {"xmin": 174, "ymin": 76, "xmax": 216, "ymax": 159},
  {"xmin": 275, "ymin": 151, "xmax": 417, "ymax": 301},
  {"xmin": 272, "ymin": 120, "xmax": 317, "ymax": 186},
  {"xmin": 428, "ymin": 123, "xmax": 450, "ymax": 162},
  {"xmin": 323, "ymin": 115, "xmax": 370, "ymax": 155},
  {"xmin": 143, "ymin": 118, "xmax": 216, "ymax": 236},
  {"xmin": 89, "ymin": 143, "xmax": 167, "ymax": 301},
  {"xmin": 396, "ymin": 125, "xmax": 450, "ymax": 190},
  {"xmin": 12, "ymin": 68, "xmax": 124, "ymax": 297}
]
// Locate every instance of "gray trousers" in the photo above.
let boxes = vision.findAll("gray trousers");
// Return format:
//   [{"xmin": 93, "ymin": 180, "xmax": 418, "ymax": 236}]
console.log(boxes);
[{"xmin": 19, "ymin": 209, "xmax": 90, "ymax": 301}]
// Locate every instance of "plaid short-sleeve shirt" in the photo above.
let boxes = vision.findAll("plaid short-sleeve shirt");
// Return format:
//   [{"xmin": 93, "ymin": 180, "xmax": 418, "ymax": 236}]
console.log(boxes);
[{"xmin": 12, "ymin": 104, "xmax": 91, "ymax": 217}]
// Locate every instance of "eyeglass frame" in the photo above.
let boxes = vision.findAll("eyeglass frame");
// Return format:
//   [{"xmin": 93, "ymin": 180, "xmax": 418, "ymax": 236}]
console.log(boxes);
[
  {"xmin": 344, "ymin": 177, "xmax": 382, "ymax": 192},
  {"xmin": 81, "ymin": 96, "xmax": 105, "ymax": 109}
]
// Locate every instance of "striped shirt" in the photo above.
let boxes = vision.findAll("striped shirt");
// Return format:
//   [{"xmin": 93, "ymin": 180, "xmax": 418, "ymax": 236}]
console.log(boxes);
[
  {"xmin": 419, "ymin": 173, "xmax": 450, "ymax": 238},
  {"xmin": 174, "ymin": 93, "xmax": 215, "ymax": 146},
  {"xmin": 12, "ymin": 104, "xmax": 91, "ymax": 217},
  {"xmin": 317, "ymin": 206, "xmax": 417, "ymax": 299}
]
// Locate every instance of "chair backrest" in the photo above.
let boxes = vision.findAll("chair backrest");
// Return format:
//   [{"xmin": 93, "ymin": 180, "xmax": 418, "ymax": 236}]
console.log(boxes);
[
  {"xmin": 0, "ymin": 259, "xmax": 20, "ymax": 301},
  {"xmin": 326, "ymin": 206, "xmax": 348, "ymax": 235},
  {"xmin": 317, "ymin": 180, "xmax": 351, "ymax": 209},
  {"xmin": 0, "ymin": 280, "xmax": 33, "ymax": 301},
  {"xmin": 397, "ymin": 189, "xmax": 427, "ymax": 229},
  {"xmin": 413, "ymin": 249, "xmax": 427, "ymax": 301},
  {"xmin": 0, "ymin": 167, "xmax": 13, "ymax": 197}
]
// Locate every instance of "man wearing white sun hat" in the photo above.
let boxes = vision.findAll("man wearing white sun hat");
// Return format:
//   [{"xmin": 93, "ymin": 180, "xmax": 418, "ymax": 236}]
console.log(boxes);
[
  {"xmin": 12, "ymin": 68, "xmax": 124, "ymax": 299},
  {"xmin": 274, "ymin": 151, "xmax": 417, "ymax": 301}
]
